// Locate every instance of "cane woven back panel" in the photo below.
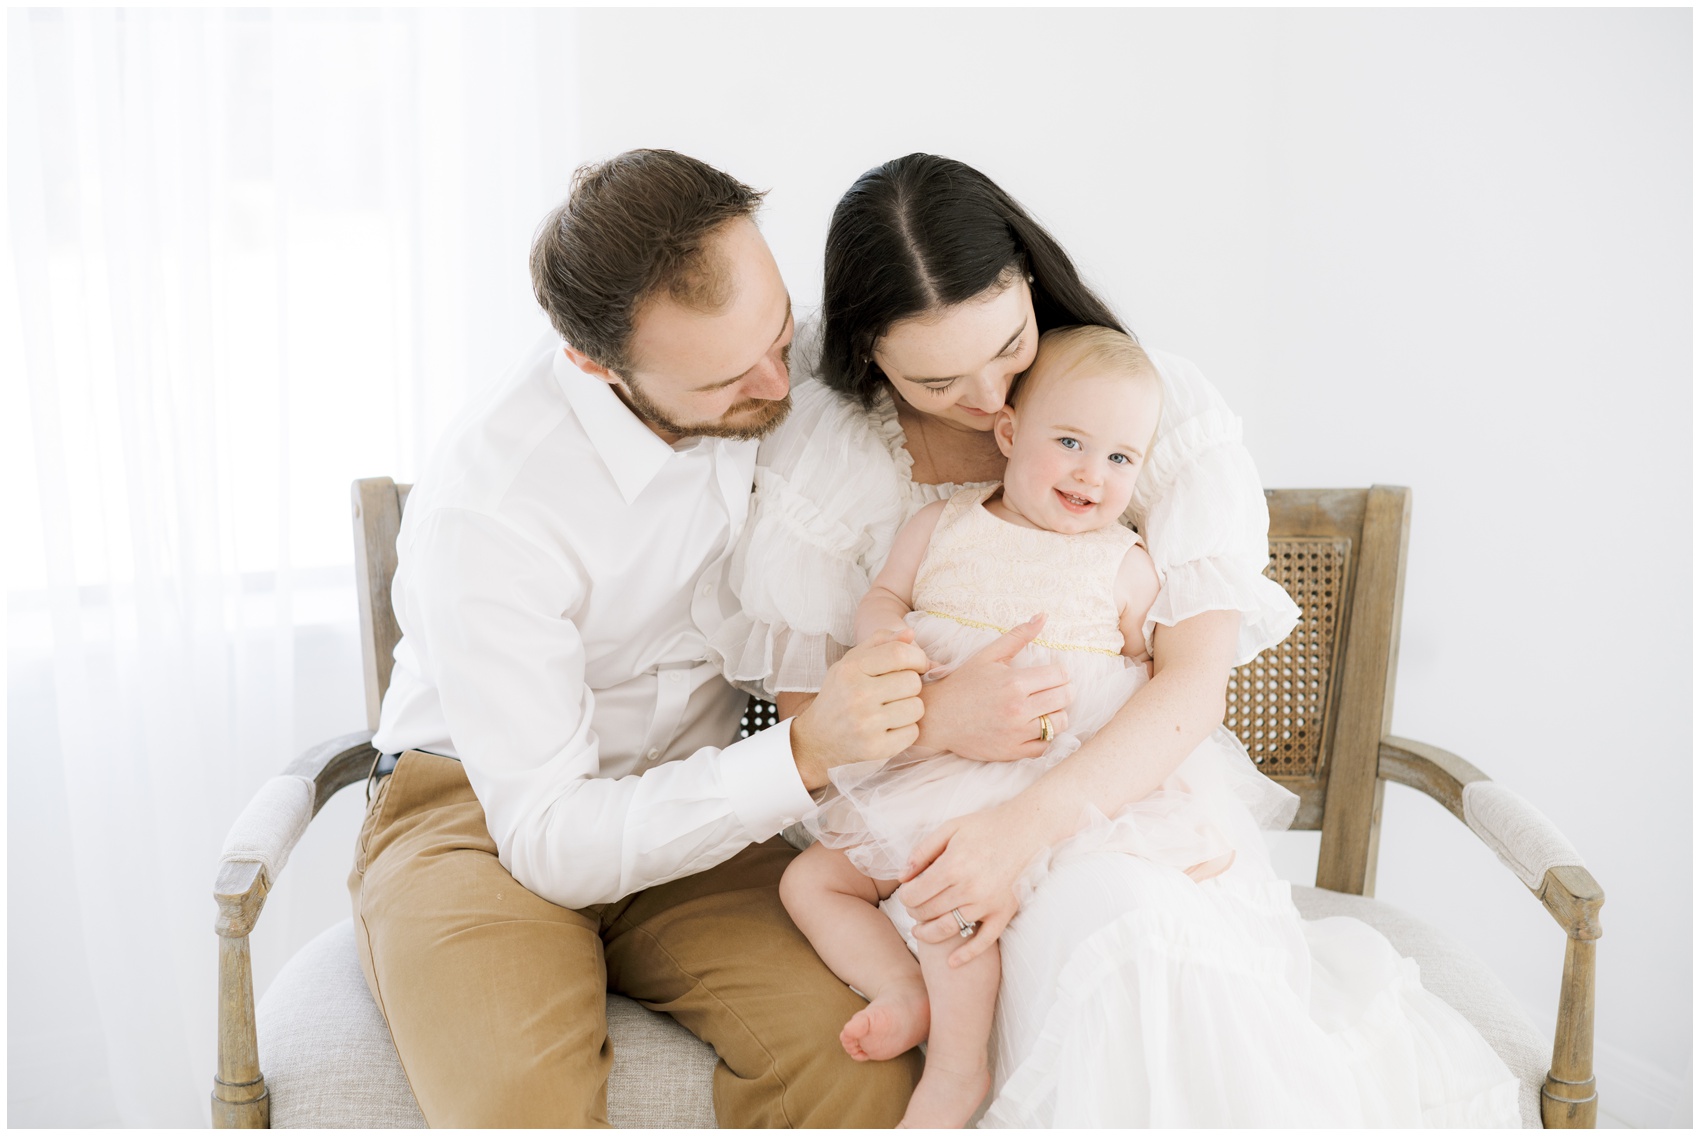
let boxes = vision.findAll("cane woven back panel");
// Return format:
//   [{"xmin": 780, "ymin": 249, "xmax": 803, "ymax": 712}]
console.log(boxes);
[{"xmin": 1225, "ymin": 538, "xmax": 1353, "ymax": 785}]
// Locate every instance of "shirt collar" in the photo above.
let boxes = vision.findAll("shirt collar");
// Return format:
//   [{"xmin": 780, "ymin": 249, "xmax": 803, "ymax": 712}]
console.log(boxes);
[{"xmin": 553, "ymin": 348, "xmax": 678, "ymax": 504}]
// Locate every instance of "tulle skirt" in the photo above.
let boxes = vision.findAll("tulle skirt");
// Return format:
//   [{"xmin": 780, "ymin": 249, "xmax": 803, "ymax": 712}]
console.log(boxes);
[
  {"xmin": 801, "ymin": 612, "xmax": 1298, "ymax": 884},
  {"xmin": 797, "ymin": 612, "xmax": 1522, "ymax": 1127},
  {"xmin": 983, "ymin": 849, "xmax": 1523, "ymax": 1127}
]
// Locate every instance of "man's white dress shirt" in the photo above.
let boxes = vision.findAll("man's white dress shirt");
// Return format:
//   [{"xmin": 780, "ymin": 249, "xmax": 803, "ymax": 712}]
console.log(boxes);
[{"xmin": 373, "ymin": 336, "xmax": 815, "ymax": 910}]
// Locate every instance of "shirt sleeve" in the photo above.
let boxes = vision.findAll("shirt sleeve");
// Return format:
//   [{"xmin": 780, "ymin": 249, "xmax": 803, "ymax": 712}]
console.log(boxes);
[
  {"xmin": 709, "ymin": 376, "xmax": 910, "ymax": 697},
  {"xmin": 1131, "ymin": 351, "xmax": 1301, "ymax": 665},
  {"xmin": 400, "ymin": 506, "xmax": 815, "ymax": 909}
]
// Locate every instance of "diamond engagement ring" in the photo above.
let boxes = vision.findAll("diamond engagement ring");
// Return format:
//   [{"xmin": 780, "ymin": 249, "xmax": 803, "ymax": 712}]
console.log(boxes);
[
  {"xmin": 1038, "ymin": 714, "xmax": 1055, "ymax": 743},
  {"xmin": 951, "ymin": 908, "xmax": 977, "ymax": 938}
]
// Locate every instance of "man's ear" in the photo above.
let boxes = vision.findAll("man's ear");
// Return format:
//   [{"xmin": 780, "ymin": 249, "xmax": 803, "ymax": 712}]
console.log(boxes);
[
  {"xmin": 561, "ymin": 345, "xmax": 620, "ymax": 386},
  {"xmin": 993, "ymin": 407, "xmax": 1017, "ymax": 458}
]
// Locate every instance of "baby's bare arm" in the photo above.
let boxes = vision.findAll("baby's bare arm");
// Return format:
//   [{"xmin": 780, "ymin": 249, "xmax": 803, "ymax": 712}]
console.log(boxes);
[
  {"xmin": 779, "ymin": 504, "xmax": 950, "ymax": 763},
  {"xmin": 855, "ymin": 501, "xmax": 948, "ymax": 644},
  {"xmin": 1115, "ymin": 541, "xmax": 1163, "ymax": 669}
]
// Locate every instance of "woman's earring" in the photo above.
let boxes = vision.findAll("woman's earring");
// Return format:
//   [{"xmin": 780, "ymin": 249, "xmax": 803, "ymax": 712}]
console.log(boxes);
[{"xmin": 1026, "ymin": 272, "xmax": 1035, "ymax": 283}]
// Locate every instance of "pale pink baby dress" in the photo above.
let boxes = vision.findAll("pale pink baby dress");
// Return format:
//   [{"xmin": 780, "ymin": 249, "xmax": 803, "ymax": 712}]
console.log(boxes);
[{"xmin": 803, "ymin": 482, "xmax": 1296, "ymax": 890}]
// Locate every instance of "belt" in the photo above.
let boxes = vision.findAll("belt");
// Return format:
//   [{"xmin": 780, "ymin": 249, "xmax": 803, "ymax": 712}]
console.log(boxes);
[{"xmin": 365, "ymin": 751, "xmax": 402, "ymax": 801}]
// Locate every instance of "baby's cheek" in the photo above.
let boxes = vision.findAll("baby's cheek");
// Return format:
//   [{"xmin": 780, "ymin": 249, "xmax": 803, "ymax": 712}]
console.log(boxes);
[{"xmin": 1103, "ymin": 476, "xmax": 1141, "ymax": 515}]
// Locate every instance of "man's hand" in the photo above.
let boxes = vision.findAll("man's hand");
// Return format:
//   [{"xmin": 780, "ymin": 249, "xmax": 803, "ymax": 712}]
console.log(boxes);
[
  {"xmin": 790, "ymin": 628, "xmax": 929, "ymax": 791},
  {"xmin": 914, "ymin": 615, "xmax": 1073, "ymax": 762}
]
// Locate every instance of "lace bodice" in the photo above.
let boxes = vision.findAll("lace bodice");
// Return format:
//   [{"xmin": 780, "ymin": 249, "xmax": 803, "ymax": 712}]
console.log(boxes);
[{"xmin": 914, "ymin": 486, "xmax": 1139, "ymax": 655}]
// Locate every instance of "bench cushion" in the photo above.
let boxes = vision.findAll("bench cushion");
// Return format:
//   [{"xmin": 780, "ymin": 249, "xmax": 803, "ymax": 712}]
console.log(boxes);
[
  {"xmin": 1290, "ymin": 885, "xmax": 1546, "ymax": 1127},
  {"xmin": 258, "ymin": 890, "xmax": 1546, "ymax": 1128},
  {"xmin": 256, "ymin": 919, "xmax": 717, "ymax": 1128}
]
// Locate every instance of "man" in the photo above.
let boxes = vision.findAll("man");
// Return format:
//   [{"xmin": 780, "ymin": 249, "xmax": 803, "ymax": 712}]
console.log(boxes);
[{"xmin": 351, "ymin": 149, "xmax": 928, "ymax": 1126}]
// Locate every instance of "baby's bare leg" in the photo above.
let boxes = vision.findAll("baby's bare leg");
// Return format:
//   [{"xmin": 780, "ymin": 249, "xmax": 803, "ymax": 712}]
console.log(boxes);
[
  {"xmin": 780, "ymin": 843, "xmax": 929, "ymax": 1061},
  {"xmin": 900, "ymin": 935, "xmax": 1000, "ymax": 1129}
]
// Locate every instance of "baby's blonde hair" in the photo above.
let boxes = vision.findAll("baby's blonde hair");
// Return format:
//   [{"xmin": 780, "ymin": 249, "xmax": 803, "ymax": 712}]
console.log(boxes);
[{"xmin": 1009, "ymin": 326, "xmax": 1163, "ymax": 439}]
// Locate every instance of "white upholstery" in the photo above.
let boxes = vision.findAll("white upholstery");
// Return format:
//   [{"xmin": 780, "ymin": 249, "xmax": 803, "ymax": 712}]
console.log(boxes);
[
  {"xmin": 220, "ymin": 775, "xmax": 315, "ymax": 884},
  {"xmin": 259, "ymin": 895, "xmax": 1546, "ymax": 1129},
  {"xmin": 1291, "ymin": 886, "xmax": 1546, "ymax": 1128},
  {"xmin": 256, "ymin": 920, "xmax": 717, "ymax": 1128},
  {"xmin": 1461, "ymin": 780, "xmax": 1586, "ymax": 889}
]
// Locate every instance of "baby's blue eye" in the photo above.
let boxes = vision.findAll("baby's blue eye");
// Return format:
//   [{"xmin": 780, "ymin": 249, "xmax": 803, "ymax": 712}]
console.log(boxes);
[
  {"xmin": 1109, "ymin": 453, "xmax": 1131, "ymax": 465},
  {"xmin": 1058, "ymin": 437, "xmax": 1080, "ymax": 450}
]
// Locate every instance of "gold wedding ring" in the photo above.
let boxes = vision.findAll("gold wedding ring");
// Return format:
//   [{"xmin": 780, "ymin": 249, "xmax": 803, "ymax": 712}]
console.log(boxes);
[{"xmin": 1038, "ymin": 713, "xmax": 1055, "ymax": 743}]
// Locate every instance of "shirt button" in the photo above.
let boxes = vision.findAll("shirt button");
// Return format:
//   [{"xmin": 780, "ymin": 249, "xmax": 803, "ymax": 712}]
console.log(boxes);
[
  {"xmin": 646, "ymin": 749, "xmax": 660, "ymax": 761},
  {"xmin": 669, "ymin": 672, "xmax": 685, "ymax": 683},
  {"xmin": 700, "ymin": 582, "xmax": 714, "ymax": 597}
]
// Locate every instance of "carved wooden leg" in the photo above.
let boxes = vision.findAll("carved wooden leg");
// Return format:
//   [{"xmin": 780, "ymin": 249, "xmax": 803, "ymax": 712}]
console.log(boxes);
[
  {"xmin": 1541, "ymin": 936, "xmax": 1597, "ymax": 1128},
  {"xmin": 212, "ymin": 921, "xmax": 270, "ymax": 1127}
]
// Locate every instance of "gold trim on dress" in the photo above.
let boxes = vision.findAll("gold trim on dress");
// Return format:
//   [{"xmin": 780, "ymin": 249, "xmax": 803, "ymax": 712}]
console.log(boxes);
[{"xmin": 922, "ymin": 611, "xmax": 1122, "ymax": 657}]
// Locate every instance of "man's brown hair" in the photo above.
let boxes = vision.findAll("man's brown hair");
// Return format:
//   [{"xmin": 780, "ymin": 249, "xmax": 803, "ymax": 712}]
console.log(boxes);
[{"xmin": 530, "ymin": 149, "xmax": 766, "ymax": 375}]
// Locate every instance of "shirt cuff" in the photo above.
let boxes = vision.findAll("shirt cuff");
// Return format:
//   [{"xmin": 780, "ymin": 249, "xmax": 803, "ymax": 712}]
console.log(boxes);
[{"xmin": 721, "ymin": 717, "xmax": 815, "ymax": 838}]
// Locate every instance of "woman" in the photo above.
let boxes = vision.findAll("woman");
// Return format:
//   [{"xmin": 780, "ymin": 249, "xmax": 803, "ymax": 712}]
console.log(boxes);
[{"xmin": 713, "ymin": 154, "xmax": 1521, "ymax": 1126}]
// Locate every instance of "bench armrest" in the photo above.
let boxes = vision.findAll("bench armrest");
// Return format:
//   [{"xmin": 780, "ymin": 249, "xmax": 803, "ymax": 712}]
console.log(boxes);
[
  {"xmin": 211, "ymin": 730, "xmax": 378, "ymax": 1127},
  {"xmin": 1377, "ymin": 736, "xmax": 1602, "ymax": 938},
  {"xmin": 1377, "ymin": 735, "xmax": 1603, "ymax": 1128},
  {"xmin": 214, "ymin": 731, "xmax": 378, "ymax": 933}
]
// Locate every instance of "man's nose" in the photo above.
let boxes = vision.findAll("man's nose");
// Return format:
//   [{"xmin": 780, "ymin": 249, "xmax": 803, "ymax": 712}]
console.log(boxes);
[{"xmin": 744, "ymin": 353, "xmax": 789, "ymax": 401}]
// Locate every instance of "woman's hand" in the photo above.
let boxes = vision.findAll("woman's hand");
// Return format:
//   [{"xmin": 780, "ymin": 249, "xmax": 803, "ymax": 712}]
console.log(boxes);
[
  {"xmin": 915, "ymin": 615, "xmax": 1073, "ymax": 762},
  {"xmin": 899, "ymin": 611, "xmax": 1244, "ymax": 965},
  {"xmin": 895, "ymin": 800, "xmax": 1050, "ymax": 966}
]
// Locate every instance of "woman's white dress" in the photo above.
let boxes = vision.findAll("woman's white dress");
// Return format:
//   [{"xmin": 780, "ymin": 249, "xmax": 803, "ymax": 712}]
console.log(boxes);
[{"xmin": 711, "ymin": 325, "xmax": 1522, "ymax": 1127}]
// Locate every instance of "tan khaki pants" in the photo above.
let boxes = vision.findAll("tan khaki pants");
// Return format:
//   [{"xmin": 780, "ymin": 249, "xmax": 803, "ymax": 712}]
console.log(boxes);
[{"xmin": 349, "ymin": 751, "xmax": 920, "ymax": 1127}]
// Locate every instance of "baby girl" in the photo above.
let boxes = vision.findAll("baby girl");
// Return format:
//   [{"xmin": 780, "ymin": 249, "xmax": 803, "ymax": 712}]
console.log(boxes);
[{"xmin": 780, "ymin": 325, "xmax": 1226, "ymax": 1127}]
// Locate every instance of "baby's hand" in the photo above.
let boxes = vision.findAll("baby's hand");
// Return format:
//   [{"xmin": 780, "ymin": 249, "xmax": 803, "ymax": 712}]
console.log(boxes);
[
  {"xmin": 857, "ymin": 628, "xmax": 931, "ymax": 677},
  {"xmin": 1130, "ymin": 643, "xmax": 1154, "ymax": 679}
]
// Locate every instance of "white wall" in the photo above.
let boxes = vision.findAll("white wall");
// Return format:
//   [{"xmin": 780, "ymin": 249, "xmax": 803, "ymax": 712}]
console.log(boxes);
[{"xmin": 573, "ymin": 7, "xmax": 1690, "ymax": 1125}]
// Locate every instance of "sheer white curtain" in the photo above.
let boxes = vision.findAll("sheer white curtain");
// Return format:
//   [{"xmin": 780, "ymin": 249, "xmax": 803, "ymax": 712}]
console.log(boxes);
[{"xmin": 6, "ymin": 8, "xmax": 578, "ymax": 1124}]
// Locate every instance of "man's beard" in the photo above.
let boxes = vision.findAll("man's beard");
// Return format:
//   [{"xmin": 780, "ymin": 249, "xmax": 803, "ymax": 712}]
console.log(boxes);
[{"xmin": 618, "ymin": 378, "xmax": 792, "ymax": 441}]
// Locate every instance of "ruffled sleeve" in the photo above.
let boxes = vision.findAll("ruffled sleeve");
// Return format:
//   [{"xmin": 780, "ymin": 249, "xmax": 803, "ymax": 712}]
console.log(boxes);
[
  {"xmin": 1128, "ymin": 349, "xmax": 1300, "ymax": 666},
  {"xmin": 710, "ymin": 356, "xmax": 911, "ymax": 697}
]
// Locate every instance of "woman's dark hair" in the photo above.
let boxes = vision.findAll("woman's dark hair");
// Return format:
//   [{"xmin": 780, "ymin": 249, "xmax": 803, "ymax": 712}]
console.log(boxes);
[{"xmin": 820, "ymin": 153, "xmax": 1129, "ymax": 408}]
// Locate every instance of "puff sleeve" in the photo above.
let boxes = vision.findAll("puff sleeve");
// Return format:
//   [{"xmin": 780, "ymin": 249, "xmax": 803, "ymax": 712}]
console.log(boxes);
[
  {"xmin": 1129, "ymin": 349, "xmax": 1300, "ymax": 665},
  {"xmin": 710, "ymin": 376, "xmax": 911, "ymax": 697}
]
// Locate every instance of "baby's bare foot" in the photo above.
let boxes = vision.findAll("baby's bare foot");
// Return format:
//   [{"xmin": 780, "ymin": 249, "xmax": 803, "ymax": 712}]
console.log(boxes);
[
  {"xmin": 840, "ymin": 979, "xmax": 930, "ymax": 1062},
  {"xmin": 897, "ymin": 1062, "xmax": 992, "ymax": 1129}
]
